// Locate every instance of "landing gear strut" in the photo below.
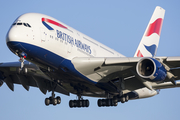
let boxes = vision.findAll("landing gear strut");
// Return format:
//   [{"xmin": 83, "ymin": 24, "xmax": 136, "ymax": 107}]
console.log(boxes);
[
  {"xmin": 19, "ymin": 57, "xmax": 25, "ymax": 70},
  {"xmin": 19, "ymin": 52, "xmax": 27, "ymax": 71},
  {"xmin": 45, "ymin": 91, "xmax": 61, "ymax": 106}
]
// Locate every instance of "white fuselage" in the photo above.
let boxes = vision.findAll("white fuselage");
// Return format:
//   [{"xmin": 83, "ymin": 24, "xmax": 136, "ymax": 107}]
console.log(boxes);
[{"xmin": 7, "ymin": 13, "xmax": 124, "ymax": 64}]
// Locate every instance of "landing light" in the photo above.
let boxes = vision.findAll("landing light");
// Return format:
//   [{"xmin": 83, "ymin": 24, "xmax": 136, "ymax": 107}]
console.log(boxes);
[{"xmin": 20, "ymin": 52, "xmax": 27, "ymax": 58}]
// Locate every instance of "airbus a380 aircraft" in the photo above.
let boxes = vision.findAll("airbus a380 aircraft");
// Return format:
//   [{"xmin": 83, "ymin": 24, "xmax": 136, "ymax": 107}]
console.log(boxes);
[{"xmin": 1, "ymin": 6, "xmax": 180, "ymax": 108}]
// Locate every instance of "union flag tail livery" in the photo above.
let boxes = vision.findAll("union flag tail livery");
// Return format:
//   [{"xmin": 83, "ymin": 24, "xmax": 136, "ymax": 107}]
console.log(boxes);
[{"xmin": 134, "ymin": 6, "xmax": 165, "ymax": 57}]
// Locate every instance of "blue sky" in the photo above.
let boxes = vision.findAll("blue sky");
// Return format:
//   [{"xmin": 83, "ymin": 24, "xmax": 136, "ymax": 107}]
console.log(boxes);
[{"xmin": 0, "ymin": 0, "xmax": 180, "ymax": 120}]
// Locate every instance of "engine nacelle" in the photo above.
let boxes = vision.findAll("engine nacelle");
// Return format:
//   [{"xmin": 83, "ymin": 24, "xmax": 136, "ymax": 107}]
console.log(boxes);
[{"xmin": 136, "ymin": 58, "xmax": 167, "ymax": 82}]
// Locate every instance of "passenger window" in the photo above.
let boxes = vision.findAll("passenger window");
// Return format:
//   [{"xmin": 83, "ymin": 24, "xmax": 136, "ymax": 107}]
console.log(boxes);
[{"xmin": 12, "ymin": 23, "xmax": 16, "ymax": 25}]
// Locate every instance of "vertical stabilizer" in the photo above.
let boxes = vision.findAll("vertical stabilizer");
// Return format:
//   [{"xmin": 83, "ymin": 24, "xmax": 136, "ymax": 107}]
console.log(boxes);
[{"xmin": 134, "ymin": 6, "xmax": 165, "ymax": 57}]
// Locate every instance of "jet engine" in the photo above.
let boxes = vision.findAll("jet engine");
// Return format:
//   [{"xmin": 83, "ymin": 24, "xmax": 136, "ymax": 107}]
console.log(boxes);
[{"xmin": 136, "ymin": 58, "xmax": 167, "ymax": 82}]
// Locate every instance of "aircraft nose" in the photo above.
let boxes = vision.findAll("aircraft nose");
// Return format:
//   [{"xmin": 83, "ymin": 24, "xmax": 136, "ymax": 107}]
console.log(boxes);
[
  {"xmin": 6, "ymin": 26, "xmax": 24, "ymax": 54},
  {"xmin": 6, "ymin": 27, "xmax": 19, "ymax": 43}
]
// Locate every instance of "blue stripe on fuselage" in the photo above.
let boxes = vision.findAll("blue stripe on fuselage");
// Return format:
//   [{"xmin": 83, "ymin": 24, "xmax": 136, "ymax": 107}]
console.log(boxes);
[
  {"xmin": 7, "ymin": 41, "xmax": 97, "ymax": 84},
  {"xmin": 42, "ymin": 21, "xmax": 54, "ymax": 30}
]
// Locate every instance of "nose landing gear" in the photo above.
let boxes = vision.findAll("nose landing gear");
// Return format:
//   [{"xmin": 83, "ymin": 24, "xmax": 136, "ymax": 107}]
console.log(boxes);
[{"xmin": 19, "ymin": 52, "xmax": 27, "ymax": 71}]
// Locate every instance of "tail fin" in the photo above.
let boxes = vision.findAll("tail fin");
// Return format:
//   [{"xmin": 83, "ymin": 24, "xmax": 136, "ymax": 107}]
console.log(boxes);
[{"xmin": 134, "ymin": 6, "xmax": 165, "ymax": 57}]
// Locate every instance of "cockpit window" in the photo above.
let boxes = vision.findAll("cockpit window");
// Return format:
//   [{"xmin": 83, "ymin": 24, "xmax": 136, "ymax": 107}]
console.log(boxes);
[
  {"xmin": 23, "ymin": 23, "xmax": 27, "ymax": 27},
  {"xmin": 27, "ymin": 23, "xmax": 31, "ymax": 27},
  {"xmin": 12, "ymin": 22, "xmax": 31, "ymax": 28},
  {"xmin": 17, "ymin": 23, "xmax": 22, "ymax": 25}
]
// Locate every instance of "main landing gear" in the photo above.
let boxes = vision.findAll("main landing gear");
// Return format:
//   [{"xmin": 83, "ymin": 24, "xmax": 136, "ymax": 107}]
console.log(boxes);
[
  {"xmin": 97, "ymin": 99, "xmax": 118, "ymax": 107},
  {"xmin": 69, "ymin": 85, "xmax": 90, "ymax": 108},
  {"xmin": 69, "ymin": 99, "xmax": 89, "ymax": 108},
  {"xmin": 97, "ymin": 94, "xmax": 129, "ymax": 107},
  {"xmin": 45, "ymin": 91, "xmax": 61, "ymax": 106},
  {"xmin": 97, "ymin": 93, "xmax": 118, "ymax": 107},
  {"xmin": 69, "ymin": 94, "xmax": 89, "ymax": 108},
  {"xmin": 120, "ymin": 94, "xmax": 129, "ymax": 103}
]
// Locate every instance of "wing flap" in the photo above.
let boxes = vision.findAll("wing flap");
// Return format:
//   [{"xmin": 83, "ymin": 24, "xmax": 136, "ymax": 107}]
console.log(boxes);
[
  {"xmin": 152, "ymin": 81, "xmax": 180, "ymax": 89},
  {"xmin": 166, "ymin": 56, "xmax": 180, "ymax": 62},
  {"xmin": 157, "ymin": 56, "xmax": 180, "ymax": 81},
  {"xmin": 165, "ymin": 56, "xmax": 180, "ymax": 67}
]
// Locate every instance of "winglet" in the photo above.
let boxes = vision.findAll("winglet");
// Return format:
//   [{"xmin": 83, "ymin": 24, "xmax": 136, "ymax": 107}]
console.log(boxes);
[{"xmin": 134, "ymin": 6, "xmax": 165, "ymax": 57}]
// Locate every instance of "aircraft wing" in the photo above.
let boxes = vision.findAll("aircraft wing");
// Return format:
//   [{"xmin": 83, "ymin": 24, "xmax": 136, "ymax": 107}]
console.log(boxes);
[
  {"xmin": 0, "ymin": 61, "xmax": 69, "ymax": 95},
  {"xmin": 1, "ymin": 56, "xmax": 180, "ymax": 98},
  {"xmin": 72, "ymin": 56, "xmax": 180, "ymax": 93}
]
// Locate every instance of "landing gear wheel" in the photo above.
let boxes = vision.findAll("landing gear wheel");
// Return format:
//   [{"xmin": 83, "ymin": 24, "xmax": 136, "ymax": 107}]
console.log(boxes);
[
  {"xmin": 102, "ymin": 99, "xmax": 106, "ymax": 107},
  {"xmin": 106, "ymin": 99, "xmax": 111, "ymax": 107},
  {"xmin": 120, "ymin": 97, "xmax": 125, "ymax": 103},
  {"xmin": 113, "ymin": 101, "xmax": 118, "ymax": 106},
  {"xmin": 45, "ymin": 98, "xmax": 50, "ymax": 106},
  {"xmin": 97, "ymin": 99, "xmax": 118, "ymax": 107},
  {"xmin": 85, "ymin": 99, "xmax": 89, "ymax": 107},
  {"xmin": 69, "ymin": 99, "xmax": 89, "ymax": 108},
  {"xmin": 80, "ymin": 100, "xmax": 83, "ymax": 107},
  {"xmin": 56, "ymin": 96, "xmax": 61, "ymax": 104},
  {"xmin": 82, "ymin": 100, "xmax": 86, "ymax": 107},
  {"xmin": 69, "ymin": 100, "xmax": 74, "ymax": 108},
  {"xmin": 52, "ymin": 98, "xmax": 57, "ymax": 106},
  {"xmin": 45, "ymin": 96, "xmax": 61, "ymax": 106},
  {"xmin": 77, "ymin": 100, "xmax": 82, "ymax": 108},
  {"xmin": 125, "ymin": 95, "xmax": 129, "ymax": 102},
  {"xmin": 98, "ymin": 99, "xmax": 102, "ymax": 107}
]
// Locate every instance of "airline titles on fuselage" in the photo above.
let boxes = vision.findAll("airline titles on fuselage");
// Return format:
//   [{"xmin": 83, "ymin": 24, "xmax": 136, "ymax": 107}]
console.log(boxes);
[{"xmin": 56, "ymin": 30, "xmax": 91, "ymax": 54}]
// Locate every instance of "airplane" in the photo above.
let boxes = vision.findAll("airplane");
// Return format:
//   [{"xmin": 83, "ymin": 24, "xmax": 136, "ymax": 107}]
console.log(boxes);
[{"xmin": 1, "ymin": 6, "xmax": 180, "ymax": 108}]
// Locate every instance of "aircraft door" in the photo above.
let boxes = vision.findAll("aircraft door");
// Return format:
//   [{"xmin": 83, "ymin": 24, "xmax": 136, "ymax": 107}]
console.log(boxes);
[
  {"xmin": 40, "ymin": 28, "xmax": 46, "ymax": 42},
  {"xmin": 67, "ymin": 42, "xmax": 72, "ymax": 53}
]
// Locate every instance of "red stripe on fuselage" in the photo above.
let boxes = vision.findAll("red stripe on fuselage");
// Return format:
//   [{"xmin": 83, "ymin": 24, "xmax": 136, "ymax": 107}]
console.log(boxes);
[
  {"xmin": 146, "ymin": 18, "xmax": 163, "ymax": 36},
  {"xmin": 42, "ymin": 18, "xmax": 68, "ymax": 29}
]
